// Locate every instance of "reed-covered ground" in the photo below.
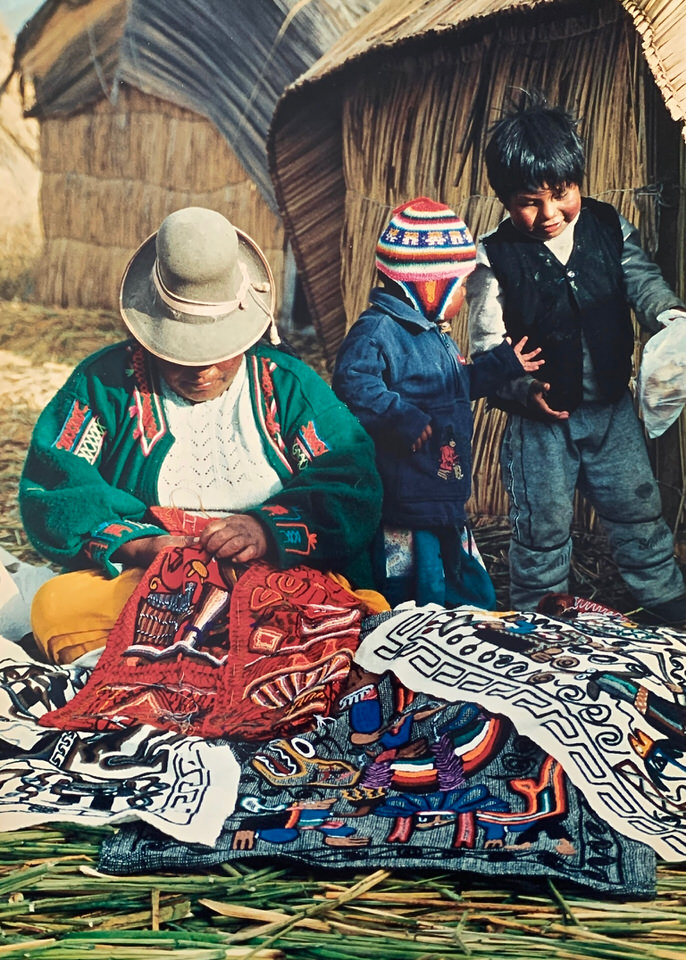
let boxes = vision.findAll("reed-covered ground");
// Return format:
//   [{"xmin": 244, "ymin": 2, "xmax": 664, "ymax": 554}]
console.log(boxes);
[{"xmin": 2, "ymin": 823, "xmax": 686, "ymax": 960}]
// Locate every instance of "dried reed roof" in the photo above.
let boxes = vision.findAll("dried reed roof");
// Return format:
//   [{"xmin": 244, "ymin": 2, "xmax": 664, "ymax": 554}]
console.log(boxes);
[
  {"xmin": 11, "ymin": 0, "xmax": 383, "ymax": 209},
  {"xmin": 288, "ymin": 0, "xmax": 686, "ymax": 130},
  {"xmin": 268, "ymin": 0, "xmax": 686, "ymax": 358}
]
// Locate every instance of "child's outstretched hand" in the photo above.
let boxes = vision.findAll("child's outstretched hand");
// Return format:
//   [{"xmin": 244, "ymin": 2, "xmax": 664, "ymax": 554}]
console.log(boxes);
[
  {"xmin": 528, "ymin": 381, "xmax": 570, "ymax": 421},
  {"xmin": 510, "ymin": 336, "xmax": 545, "ymax": 373}
]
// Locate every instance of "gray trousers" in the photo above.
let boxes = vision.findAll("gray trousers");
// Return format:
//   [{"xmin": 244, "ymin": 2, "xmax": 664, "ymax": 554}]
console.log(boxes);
[{"xmin": 501, "ymin": 391, "xmax": 685, "ymax": 609}]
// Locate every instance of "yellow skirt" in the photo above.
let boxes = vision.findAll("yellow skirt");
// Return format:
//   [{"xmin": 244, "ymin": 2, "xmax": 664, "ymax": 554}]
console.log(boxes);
[{"xmin": 31, "ymin": 567, "xmax": 390, "ymax": 665}]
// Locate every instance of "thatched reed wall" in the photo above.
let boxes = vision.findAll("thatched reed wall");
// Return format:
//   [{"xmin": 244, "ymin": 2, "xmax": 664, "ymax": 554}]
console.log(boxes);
[
  {"xmin": 270, "ymin": 0, "xmax": 686, "ymax": 526},
  {"xmin": 36, "ymin": 84, "xmax": 285, "ymax": 311}
]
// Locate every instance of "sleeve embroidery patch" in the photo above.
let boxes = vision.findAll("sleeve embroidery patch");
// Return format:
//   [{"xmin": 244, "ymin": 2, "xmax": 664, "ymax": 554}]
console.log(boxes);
[
  {"xmin": 277, "ymin": 521, "xmax": 318, "ymax": 555},
  {"xmin": 294, "ymin": 421, "xmax": 330, "ymax": 464},
  {"xmin": 260, "ymin": 505, "xmax": 318, "ymax": 556},
  {"xmin": 54, "ymin": 400, "xmax": 106, "ymax": 464}
]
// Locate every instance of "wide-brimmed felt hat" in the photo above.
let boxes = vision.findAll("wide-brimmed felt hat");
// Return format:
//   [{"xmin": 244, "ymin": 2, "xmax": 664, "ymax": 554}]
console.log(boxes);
[{"xmin": 120, "ymin": 207, "xmax": 276, "ymax": 366}]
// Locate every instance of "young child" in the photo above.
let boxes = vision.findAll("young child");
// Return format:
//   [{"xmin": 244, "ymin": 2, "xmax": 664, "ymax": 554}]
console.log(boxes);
[
  {"xmin": 332, "ymin": 197, "xmax": 542, "ymax": 608},
  {"xmin": 467, "ymin": 98, "xmax": 686, "ymax": 622}
]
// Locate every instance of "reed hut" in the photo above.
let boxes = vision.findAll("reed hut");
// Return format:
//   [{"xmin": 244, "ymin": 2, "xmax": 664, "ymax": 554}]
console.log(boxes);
[
  {"xmin": 8, "ymin": 0, "xmax": 381, "ymax": 318},
  {"xmin": 269, "ymin": 0, "xmax": 686, "ymax": 526}
]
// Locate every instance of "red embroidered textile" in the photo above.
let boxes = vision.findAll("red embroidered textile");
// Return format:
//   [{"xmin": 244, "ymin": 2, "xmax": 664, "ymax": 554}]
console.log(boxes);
[{"xmin": 40, "ymin": 545, "xmax": 363, "ymax": 740}]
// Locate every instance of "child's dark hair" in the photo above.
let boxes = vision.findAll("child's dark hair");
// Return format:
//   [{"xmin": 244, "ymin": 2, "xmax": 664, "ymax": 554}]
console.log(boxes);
[{"xmin": 485, "ymin": 96, "xmax": 585, "ymax": 204}]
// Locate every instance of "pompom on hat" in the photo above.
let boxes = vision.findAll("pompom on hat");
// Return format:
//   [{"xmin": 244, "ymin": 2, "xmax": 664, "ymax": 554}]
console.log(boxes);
[
  {"xmin": 376, "ymin": 197, "xmax": 476, "ymax": 320},
  {"xmin": 120, "ymin": 207, "xmax": 279, "ymax": 367}
]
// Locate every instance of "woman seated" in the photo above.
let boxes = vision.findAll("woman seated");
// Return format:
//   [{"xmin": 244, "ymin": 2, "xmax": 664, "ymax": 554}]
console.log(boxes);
[{"xmin": 20, "ymin": 207, "xmax": 385, "ymax": 666}]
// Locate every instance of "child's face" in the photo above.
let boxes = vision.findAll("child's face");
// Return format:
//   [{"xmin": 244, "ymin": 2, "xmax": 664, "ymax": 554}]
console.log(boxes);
[{"xmin": 507, "ymin": 183, "xmax": 581, "ymax": 241}]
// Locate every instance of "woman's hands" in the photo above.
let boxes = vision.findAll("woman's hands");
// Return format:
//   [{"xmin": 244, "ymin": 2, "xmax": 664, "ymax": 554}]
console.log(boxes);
[
  {"xmin": 112, "ymin": 515, "xmax": 269, "ymax": 569},
  {"xmin": 112, "ymin": 535, "xmax": 196, "ymax": 568},
  {"xmin": 197, "ymin": 515, "xmax": 268, "ymax": 564}
]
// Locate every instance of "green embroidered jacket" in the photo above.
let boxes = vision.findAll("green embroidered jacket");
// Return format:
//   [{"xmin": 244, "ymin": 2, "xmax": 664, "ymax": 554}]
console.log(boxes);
[{"xmin": 20, "ymin": 340, "xmax": 382, "ymax": 581}]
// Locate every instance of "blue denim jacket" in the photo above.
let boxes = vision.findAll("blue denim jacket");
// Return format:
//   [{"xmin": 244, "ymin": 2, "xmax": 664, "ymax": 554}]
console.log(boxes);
[{"xmin": 332, "ymin": 288, "xmax": 523, "ymax": 527}]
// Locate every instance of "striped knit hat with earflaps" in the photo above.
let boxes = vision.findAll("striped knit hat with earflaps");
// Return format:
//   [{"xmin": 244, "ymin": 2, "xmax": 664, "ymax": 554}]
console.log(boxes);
[{"xmin": 376, "ymin": 197, "xmax": 476, "ymax": 321}]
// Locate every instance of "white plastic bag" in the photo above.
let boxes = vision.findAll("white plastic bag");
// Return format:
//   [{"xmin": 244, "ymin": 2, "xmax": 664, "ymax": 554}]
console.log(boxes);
[{"xmin": 637, "ymin": 319, "xmax": 686, "ymax": 438}]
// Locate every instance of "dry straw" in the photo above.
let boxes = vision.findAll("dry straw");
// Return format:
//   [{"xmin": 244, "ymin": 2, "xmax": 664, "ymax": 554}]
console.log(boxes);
[{"xmin": 0, "ymin": 824, "xmax": 686, "ymax": 958}]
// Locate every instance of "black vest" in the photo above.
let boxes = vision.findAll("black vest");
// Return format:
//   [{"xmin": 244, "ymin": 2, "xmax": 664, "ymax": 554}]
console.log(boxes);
[{"xmin": 483, "ymin": 198, "xmax": 634, "ymax": 415}]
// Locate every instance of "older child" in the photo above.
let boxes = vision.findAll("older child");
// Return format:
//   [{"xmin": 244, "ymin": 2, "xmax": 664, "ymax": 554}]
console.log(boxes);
[
  {"xmin": 467, "ymin": 98, "xmax": 686, "ymax": 622},
  {"xmin": 333, "ymin": 197, "xmax": 542, "ymax": 608}
]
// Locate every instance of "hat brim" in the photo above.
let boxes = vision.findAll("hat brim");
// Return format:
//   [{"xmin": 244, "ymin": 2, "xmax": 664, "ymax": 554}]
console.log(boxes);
[{"xmin": 119, "ymin": 227, "xmax": 274, "ymax": 366}]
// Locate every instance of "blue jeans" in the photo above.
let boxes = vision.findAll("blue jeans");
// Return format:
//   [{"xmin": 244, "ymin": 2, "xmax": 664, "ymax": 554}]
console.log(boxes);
[{"xmin": 501, "ymin": 391, "xmax": 685, "ymax": 609}]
